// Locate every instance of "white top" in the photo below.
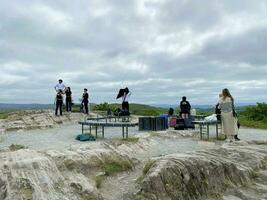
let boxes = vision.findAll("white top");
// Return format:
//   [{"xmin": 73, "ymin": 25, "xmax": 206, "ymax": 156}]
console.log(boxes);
[
  {"xmin": 54, "ymin": 83, "xmax": 66, "ymax": 91},
  {"xmin": 218, "ymin": 97, "xmax": 233, "ymax": 113},
  {"xmin": 122, "ymin": 92, "xmax": 131, "ymax": 102}
]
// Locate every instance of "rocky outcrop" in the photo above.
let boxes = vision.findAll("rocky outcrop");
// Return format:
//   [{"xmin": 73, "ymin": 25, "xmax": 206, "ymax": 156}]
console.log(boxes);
[
  {"xmin": 0, "ymin": 141, "xmax": 139, "ymax": 200},
  {"xmin": 134, "ymin": 142, "xmax": 267, "ymax": 200},
  {"xmin": 0, "ymin": 110, "xmax": 89, "ymax": 133}
]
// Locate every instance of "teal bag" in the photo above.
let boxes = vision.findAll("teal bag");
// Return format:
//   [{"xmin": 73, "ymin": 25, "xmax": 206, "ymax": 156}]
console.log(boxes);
[{"xmin": 76, "ymin": 134, "xmax": 96, "ymax": 141}]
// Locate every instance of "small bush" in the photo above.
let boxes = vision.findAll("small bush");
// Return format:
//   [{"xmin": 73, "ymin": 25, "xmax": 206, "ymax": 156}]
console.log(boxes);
[
  {"xmin": 9, "ymin": 144, "xmax": 27, "ymax": 151},
  {"xmin": 103, "ymin": 159, "xmax": 132, "ymax": 176}
]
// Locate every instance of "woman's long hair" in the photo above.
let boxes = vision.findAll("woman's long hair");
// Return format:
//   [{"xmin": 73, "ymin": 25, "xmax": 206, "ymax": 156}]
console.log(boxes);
[{"xmin": 222, "ymin": 88, "xmax": 234, "ymax": 101}]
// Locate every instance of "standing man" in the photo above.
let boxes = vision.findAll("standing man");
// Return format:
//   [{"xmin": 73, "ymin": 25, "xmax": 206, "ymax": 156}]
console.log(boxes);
[
  {"xmin": 54, "ymin": 79, "xmax": 66, "ymax": 93},
  {"xmin": 82, "ymin": 88, "xmax": 89, "ymax": 114},
  {"xmin": 122, "ymin": 87, "xmax": 131, "ymax": 112}
]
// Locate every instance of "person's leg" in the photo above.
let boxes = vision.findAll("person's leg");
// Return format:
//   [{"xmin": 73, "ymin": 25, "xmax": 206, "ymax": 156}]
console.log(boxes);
[
  {"xmin": 59, "ymin": 101, "xmax": 63, "ymax": 115},
  {"xmin": 125, "ymin": 102, "xmax": 129, "ymax": 111},
  {"xmin": 122, "ymin": 102, "xmax": 126, "ymax": 110},
  {"xmin": 85, "ymin": 102, "xmax": 88, "ymax": 114},
  {"xmin": 66, "ymin": 100, "xmax": 69, "ymax": 112},
  {"xmin": 55, "ymin": 101, "xmax": 59, "ymax": 115}
]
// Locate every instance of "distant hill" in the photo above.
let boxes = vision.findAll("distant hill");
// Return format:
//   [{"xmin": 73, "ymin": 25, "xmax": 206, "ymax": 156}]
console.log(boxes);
[
  {"xmin": 0, "ymin": 103, "xmax": 54, "ymax": 111},
  {"xmin": 151, "ymin": 103, "xmax": 256, "ymax": 109}
]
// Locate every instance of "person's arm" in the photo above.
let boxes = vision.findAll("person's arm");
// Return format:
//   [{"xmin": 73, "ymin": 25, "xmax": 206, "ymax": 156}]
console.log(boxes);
[
  {"xmin": 187, "ymin": 101, "xmax": 191, "ymax": 110},
  {"xmin": 62, "ymin": 84, "xmax": 66, "ymax": 93},
  {"xmin": 54, "ymin": 85, "xmax": 58, "ymax": 92}
]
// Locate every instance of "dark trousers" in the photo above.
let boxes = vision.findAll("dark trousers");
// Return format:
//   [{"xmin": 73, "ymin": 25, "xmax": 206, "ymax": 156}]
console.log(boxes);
[
  {"xmin": 66, "ymin": 98, "xmax": 72, "ymax": 112},
  {"xmin": 122, "ymin": 101, "xmax": 129, "ymax": 111},
  {"xmin": 83, "ymin": 101, "xmax": 88, "ymax": 114},
  {"xmin": 55, "ymin": 100, "xmax": 63, "ymax": 115}
]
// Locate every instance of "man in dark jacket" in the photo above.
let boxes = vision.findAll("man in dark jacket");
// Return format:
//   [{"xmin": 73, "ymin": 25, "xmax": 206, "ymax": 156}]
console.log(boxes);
[
  {"xmin": 82, "ymin": 88, "xmax": 89, "ymax": 114},
  {"xmin": 180, "ymin": 96, "xmax": 191, "ymax": 118}
]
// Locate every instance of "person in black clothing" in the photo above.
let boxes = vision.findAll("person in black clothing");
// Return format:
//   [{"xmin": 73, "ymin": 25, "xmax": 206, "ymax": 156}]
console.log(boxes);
[
  {"xmin": 65, "ymin": 87, "xmax": 72, "ymax": 112},
  {"xmin": 180, "ymin": 96, "xmax": 191, "ymax": 118},
  {"xmin": 121, "ymin": 87, "xmax": 131, "ymax": 112},
  {"xmin": 55, "ymin": 90, "xmax": 63, "ymax": 116},
  {"xmin": 82, "ymin": 88, "xmax": 89, "ymax": 114}
]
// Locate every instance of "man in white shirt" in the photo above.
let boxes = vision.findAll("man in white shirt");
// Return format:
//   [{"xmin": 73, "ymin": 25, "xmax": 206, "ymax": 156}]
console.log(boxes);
[
  {"xmin": 122, "ymin": 87, "xmax": 131, "ymax": 111},
  {"xmin": 54, "ymin": 79, "xmax": 66, "ymax": 93}
]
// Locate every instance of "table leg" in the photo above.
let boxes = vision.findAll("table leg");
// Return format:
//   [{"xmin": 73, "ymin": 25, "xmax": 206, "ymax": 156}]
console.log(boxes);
[
  {"xmin": 200, "ymin": 124, "xmax": 202, "ymax": 140},
  {"xmin": 102, "ymin": 126, "xmax": 104, "ymax": 138},
  {"xmin": 126, "ymin": 126, "xmax": 128, "ymax": 139},
  {"xmin": 122, "ymin": 126, "xmax": 125, "ymax": 139},
  {"xmin": 207, "ymin": 124, "xmax": 210, "ymax": 140},
  {"xmin": 82, "ymin": 124, "xmax": 84, "ymax": 134},
  {"xmin": 96, "ymin": 126, "xmax": 98, "ymax": 138},
  {"xmin": 216, "ymin": 122, "xmax": 218, "ymax": 139},
  {"xmin": 90, "ymin": 125, "xmax": 92, "ymax": 134}
]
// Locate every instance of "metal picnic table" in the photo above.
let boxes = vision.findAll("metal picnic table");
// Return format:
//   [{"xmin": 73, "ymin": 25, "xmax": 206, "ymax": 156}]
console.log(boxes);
[
  {"xmin": 192, "ymin": 120, "xmax": 221, "ymax": 140},
  {"xmin": 78, "ymin": 121, "xmax": 138, "ymax": 139}
]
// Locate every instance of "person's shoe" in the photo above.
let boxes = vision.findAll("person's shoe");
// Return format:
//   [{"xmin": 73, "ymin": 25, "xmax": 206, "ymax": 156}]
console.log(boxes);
[{"xmin": 234, "ymin": 135, "xmax": 240, "ymax": 141}]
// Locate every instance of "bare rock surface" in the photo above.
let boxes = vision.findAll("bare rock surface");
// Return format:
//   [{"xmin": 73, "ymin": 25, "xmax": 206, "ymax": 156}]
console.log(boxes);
[
  {"xmin": 134, "ymin": 141, "xmax": 267, "ymax": 200},
  {"xmin": 0, "ymin": 110, "xmax": 90, "ymax": 133},
  {"xmin": 0, "ymin": 141, "xmax": 139, "ymax": 200}
]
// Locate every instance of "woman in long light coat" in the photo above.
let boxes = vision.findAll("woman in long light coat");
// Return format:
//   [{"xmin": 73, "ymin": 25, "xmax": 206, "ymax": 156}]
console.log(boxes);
[{"xmin": 218, "ymin": 88, "xmax": 238, "ymax": 142}]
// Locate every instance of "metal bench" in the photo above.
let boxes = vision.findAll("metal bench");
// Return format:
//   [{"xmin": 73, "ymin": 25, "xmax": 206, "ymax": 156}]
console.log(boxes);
[
  {"xmin": 192, "ymin": 120, "xmax": 221, "ymax": 140},
  {"xmin": 78, "ymin": 121, "xmax": 138, "ymax": 139}
]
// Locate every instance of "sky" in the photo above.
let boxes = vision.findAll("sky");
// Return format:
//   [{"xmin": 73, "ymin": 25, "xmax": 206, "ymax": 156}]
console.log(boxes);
[{"xmin": 0, "ymin": 0, "xmax": 267, "ymax": 105}]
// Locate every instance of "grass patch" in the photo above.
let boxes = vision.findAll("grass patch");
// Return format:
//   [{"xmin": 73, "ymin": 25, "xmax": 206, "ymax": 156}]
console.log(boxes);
[
  {"xmin": 94, "ymin": 175, "xmax": 105, "ymax": 188},
  {"xmin": 124, "ymin": 137, "xmax": 139, "ymax": 143},
  {"xmin": 0, "ymin": 112, "xmax": 10, "ymax": 119},
  {"xmin": 250, "ymin": 170, "xmax": 261, "ymax": 179},
  {"xmin": 239, "ymin": 115, "xmax": 267, "ymax": 129},
  {"xmin": 143, "ymin": 160, "xmax": 155, "ymax": 175},
  {"xmin": 9, "ymin": 144, "xmax": 27, "ymax": 151},
  {"xmin": 103, "ymin": 159, "xmax": 132, "ymax": 176},
  {"xmin": 94, "ymin": 157, "xmax": 133, "ymax": 188},
  {"xmin": 136, "ymin": 160, "xmax": 156, "ymax": 183},
  {"xmin": 63, "ymin": 159, "xmax": 77, "ymax": 171}
]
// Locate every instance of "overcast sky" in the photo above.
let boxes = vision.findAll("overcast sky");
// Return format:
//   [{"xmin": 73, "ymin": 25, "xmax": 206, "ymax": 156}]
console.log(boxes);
[{"xmin": 0, "ymin": 0, "xmax": 267, "ymax": 105}]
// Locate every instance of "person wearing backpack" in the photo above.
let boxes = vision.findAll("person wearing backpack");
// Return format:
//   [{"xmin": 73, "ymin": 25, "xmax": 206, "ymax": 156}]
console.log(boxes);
[{"xmin": 180, "ymin": 96, "xmax": 191, "ymax": 118}]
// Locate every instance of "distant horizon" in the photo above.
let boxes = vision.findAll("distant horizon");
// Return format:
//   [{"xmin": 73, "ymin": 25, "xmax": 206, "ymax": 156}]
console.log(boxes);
[{"xmin": 0, "ymin": 101, "xmax": 258, "ymax": 107}]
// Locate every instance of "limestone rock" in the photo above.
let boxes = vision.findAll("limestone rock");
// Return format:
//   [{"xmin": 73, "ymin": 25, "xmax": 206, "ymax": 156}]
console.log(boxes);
[{"xmin": 134, "ymin": 142, "xmax": 267, "ymax": 200}]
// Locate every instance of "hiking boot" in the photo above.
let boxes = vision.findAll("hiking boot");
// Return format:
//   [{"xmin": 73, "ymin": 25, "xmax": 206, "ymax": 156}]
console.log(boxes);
[{"xmin": 234, "ymin": 135, "xmax": 240, "ymax": 141}]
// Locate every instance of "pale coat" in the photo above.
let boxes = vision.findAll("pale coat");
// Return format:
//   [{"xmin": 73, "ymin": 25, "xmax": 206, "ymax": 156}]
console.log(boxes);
[{"xmin": 218, "ymin": 97, "xmax": 238, "ymax": 136}]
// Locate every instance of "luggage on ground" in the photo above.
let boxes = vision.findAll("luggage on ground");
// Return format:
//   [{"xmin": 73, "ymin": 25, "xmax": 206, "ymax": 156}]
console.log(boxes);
[{"xmin": 169, "ymin": 117, "xmax": 177, "ymax": 127}]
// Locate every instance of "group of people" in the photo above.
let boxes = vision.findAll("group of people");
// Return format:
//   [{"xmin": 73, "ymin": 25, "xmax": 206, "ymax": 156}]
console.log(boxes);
[
  {"xmin": 54, "ymin": 79, "xmax": 89, "ymax": 116},
  {"xmin": 178, "ymin": 88, "xmax": 240, "ymax": 142}
]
